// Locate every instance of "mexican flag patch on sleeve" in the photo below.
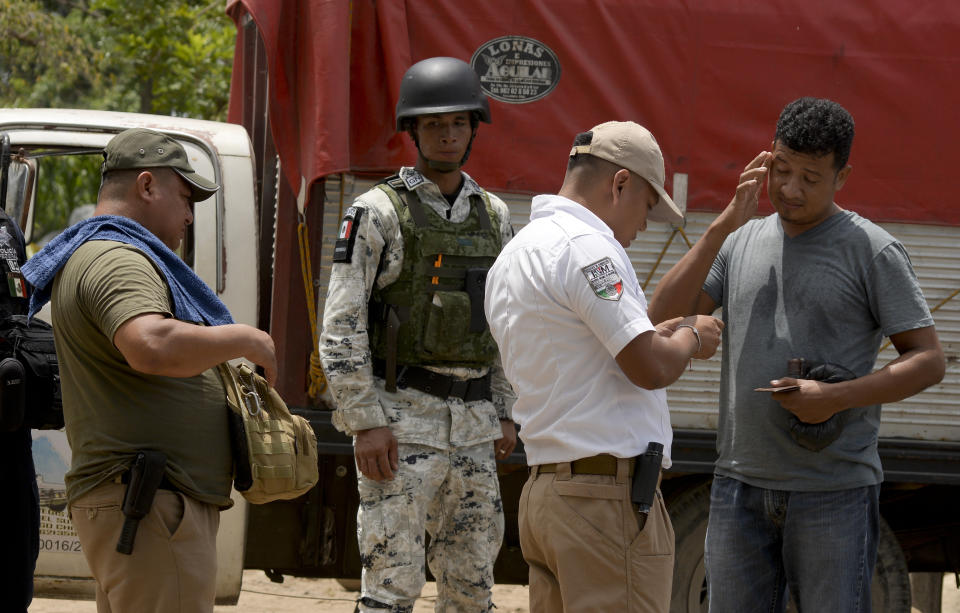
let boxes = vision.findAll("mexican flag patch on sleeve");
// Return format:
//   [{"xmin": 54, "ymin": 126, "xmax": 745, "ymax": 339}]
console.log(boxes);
[{"xmin": 582, "ymin": 257, "xmax": 623, "ymax": 301}]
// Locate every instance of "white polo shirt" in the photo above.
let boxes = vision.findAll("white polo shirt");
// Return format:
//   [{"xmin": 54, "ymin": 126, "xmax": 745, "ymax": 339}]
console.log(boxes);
[{"xmin": 484, "ymin": 194, "xmax": 672, "ymax": 466}]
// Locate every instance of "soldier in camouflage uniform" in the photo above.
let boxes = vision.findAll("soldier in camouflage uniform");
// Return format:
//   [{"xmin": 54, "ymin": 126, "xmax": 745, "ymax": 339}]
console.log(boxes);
[{"xmin": 319, "ymin": 56, "xmax": 517, "ymax": 613}]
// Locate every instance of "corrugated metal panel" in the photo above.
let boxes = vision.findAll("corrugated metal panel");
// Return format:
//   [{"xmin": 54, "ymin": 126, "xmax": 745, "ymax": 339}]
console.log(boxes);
[
  {"xmin": 322, "ymin": 176, "xmax": 960, "ymax": 443},
  {"xmin": 872, "ymin": 222, "xmax": 960, "ymax": 440},
  {"xmin": 316, "ymin": 174, "xmax": 367, "ymax": 319}
]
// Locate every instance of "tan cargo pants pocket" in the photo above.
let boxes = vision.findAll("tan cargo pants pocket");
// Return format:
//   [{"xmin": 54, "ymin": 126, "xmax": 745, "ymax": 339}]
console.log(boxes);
[{"xmin": 551, "ymin": 477, "xmax": 628, "ymax": 550}]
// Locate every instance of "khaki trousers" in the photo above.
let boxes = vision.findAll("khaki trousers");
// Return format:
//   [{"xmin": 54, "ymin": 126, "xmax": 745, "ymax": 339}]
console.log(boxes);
[
  {"xmin": 70, "ymin": 481, "xmax": 220, "ymax": 613},
  {"xmin": 519, "ymin": 458, "xmax": 674, "ymax": 613}
]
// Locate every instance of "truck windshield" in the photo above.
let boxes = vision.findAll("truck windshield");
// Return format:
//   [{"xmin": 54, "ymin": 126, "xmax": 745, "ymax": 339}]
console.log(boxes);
[{"xmin": 28, "ymin": 150, "xmax": 100, "ymax": 255}]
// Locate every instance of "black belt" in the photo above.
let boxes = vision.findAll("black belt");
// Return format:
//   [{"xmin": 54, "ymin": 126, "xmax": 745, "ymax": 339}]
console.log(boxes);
[
  {"xmin": 119, "ymin": 471, "xmax": 178, "ymax": 491},
  {"xmin": 372, "ymin": 359, "xmax": 491, "ymax": 402}
]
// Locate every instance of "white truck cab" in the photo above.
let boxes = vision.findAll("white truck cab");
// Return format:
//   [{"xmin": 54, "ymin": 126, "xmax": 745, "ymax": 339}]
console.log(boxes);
[{"xmin": 0, "ymin": 108, "xmax": 259, "ymax": 603}]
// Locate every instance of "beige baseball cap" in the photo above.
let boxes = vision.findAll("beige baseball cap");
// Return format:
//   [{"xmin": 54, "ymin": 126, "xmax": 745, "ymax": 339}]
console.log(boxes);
[
  {"xmin": 102, "ymin": 128, "xmax": 219, "ymax": 202},
  {"xmin": 570, "ymin": 121, "xmax": 683, "ymax": 224}
]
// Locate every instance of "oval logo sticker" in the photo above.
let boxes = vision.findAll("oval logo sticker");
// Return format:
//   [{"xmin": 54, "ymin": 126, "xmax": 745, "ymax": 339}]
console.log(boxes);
[{"xmin": 471, "ymin": 35, "xmax": 561, "ymax": 104}]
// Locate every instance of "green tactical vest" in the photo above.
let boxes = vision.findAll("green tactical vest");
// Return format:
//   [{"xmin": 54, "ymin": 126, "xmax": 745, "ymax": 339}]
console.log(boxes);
[{"xmin": 369, "ymin": 177, "xmax": 502, "ymax": 370}]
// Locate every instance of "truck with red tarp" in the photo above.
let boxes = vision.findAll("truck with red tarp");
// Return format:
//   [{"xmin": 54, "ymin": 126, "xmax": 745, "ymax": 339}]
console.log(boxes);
[
  {"xmin": 225, "ymin": 2, "xmax": 960, "ymax": 610},
  {"xmin": 1, "ymin": 1, "xmax": 958, "ymax": 610}
]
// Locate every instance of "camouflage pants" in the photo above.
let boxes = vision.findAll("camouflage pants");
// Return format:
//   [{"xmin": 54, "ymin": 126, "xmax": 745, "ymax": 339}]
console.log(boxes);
[{"xmin": 356, "ymin": 442, "xmax": 504, "ymax": 613}]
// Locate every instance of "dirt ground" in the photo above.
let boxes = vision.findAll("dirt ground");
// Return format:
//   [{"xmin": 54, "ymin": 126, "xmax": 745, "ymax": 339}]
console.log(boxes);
[
  {"xmin": 29, "ymin": 570, "xmax": 960, "ymax": 612},
  {"xmin": 29, "ymin": 571, "xmax": 530, "ymax": 612}
]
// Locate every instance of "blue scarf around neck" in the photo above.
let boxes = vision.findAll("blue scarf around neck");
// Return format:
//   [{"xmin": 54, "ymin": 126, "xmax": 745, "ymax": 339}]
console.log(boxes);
[{"xmin": 21, "ymin": 215, "xmax": 233, "ymax": 326}]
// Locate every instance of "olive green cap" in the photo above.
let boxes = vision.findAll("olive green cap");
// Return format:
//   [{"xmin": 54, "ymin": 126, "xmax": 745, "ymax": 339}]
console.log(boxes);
[{"xmin": 102, "ymin": 128, "xmax": 219, "ymax": 202}]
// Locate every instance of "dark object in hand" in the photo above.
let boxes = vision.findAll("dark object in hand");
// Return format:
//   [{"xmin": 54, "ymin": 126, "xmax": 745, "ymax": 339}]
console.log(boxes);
[{"xmin": 785, "ymin": 359, "xmax": 857, "ymax": 452}]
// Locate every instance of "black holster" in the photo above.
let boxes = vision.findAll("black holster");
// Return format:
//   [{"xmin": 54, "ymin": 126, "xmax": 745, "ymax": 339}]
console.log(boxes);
[
  {"xmin": 116, "ymin": 450, "xmax": 167, "ymax": 555},
  {"xmin": 630, "ymin": 442, "xmax": 663, "ymax": 531},
  {"xmin": 464, "ymin": 267, "xmax": 489, "ymax": 333}
]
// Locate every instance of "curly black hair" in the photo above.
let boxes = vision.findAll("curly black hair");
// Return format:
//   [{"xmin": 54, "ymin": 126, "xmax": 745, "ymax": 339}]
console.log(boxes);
[{"xmin": 774, "ymin": 97, "xmax": 855, "ymax": 171}]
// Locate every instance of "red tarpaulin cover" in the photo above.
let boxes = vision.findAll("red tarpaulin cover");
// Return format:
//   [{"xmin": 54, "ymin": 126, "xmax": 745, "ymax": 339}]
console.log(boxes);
[{"xmin": 228, "ymin": 0, "xmax": 960, "ymax": 225}]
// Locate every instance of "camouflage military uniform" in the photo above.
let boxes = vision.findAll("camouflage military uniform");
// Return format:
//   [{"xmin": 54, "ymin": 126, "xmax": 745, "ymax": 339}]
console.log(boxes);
[{"xmin": 320, "ymin": 167, "xmax": 515, "ymax": 612}]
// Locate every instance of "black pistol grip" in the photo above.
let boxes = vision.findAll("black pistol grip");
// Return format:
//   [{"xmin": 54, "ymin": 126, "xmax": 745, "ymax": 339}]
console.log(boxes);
[{"xmin": 116, "ymin": 450, "xmax": 168, "ymax": 555}]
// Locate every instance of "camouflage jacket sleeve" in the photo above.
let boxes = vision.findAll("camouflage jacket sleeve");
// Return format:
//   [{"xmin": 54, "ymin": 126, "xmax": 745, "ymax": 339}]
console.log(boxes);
[
  {"xmin": 319, "ymin": 189, "xmax": 399, "ymax": 435},
  {"xmin": 488, "ymin": 191, "xmax": 517, "ymax": 421}
]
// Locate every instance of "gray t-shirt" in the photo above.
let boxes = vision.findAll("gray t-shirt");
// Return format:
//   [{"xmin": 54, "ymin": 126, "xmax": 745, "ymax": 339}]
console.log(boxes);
[{"xmin": 703, "ymin": 210, "xmax": 934, "ymax": 491}]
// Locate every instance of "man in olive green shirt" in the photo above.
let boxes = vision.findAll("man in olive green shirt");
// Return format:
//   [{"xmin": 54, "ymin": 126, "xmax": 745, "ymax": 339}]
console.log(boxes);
[{"xmin": 23, "ymin": 128, "xmax": 277, "ymax": 613}]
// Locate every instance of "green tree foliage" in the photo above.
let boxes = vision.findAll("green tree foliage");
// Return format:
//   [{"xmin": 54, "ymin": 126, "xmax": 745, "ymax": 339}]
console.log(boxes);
[
  {"xmin": 86, "ymin": 0, "xmax": 235, "ymax": 118},
  {"xmin": 0, "ymin": 0, "xmax": 235, "ymax": 238},
  {"xmin": 0, "ymin": 1, "xmax": 99, "ymax": 108},
  {"xmin": 1, "ymin": 0, "xmax": 234, "ymax": 118}
]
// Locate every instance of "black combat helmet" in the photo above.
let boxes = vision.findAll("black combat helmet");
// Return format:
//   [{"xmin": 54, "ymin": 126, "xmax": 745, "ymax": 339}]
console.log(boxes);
[
  {"xmin": 395, "ymin": 57, "xmax": 491, "ymax": 132},
  {"xmin": 396, "ymin": 57, "xmax": 491, "ymax": 172}
]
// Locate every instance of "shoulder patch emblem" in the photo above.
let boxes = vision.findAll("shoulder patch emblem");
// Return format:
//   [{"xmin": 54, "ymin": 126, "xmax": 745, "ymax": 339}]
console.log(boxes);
[
  {"xmin": 401, "ymin": 170, "xmax": 425, "ymax": 190},
  {"xmin": 582, "ymin": 257, "xmax": 623, "ymax": 301},
  {"xmin": 333, "ymin": 206, "xmax": 364, "ymax": 263}
]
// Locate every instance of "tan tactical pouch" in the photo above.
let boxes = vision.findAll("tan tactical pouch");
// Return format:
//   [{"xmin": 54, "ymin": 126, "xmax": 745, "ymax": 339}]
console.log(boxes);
[{"xmin": 218, "ymin": 362, "xmax": 319, "ymax": 504}]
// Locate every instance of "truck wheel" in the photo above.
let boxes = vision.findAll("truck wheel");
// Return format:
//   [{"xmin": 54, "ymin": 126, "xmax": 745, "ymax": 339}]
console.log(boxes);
[
  {"xmin": 668, "ymin": 481, "xmax": 710, "ymax": 613},
  {"xmin": 909, "ymin": 572, "xmax": 943, "ymax": 613},
  {"xmin": 667, "ymin": 481, "xmax": 913, "ymax": 613},
  {"xmin": 336, "ymin": 578, "xmax": 361, "ymax": 591},
  {"xmin": 869, "ymin": 517, "xmax": 912, "ymax": 613}
]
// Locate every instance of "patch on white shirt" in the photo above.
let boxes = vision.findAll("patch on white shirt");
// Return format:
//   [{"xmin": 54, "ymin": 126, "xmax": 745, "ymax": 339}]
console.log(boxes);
[{"xmin": 581, "ymin": 257, "xmax": 623, "ymax": 301}]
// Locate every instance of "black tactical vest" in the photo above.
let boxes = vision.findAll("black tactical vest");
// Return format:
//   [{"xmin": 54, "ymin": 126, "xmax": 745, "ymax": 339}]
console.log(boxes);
[
  {"xmin": 0, "ymin": 207, "xmax": 35, "ymax": 432},
  {"xmin": 369, "ymin": 177, "xmax": 502, "ymax": 370},
  {"xmin": 0, "ymin": 208, "xmax": 28, "ymax": 319}
]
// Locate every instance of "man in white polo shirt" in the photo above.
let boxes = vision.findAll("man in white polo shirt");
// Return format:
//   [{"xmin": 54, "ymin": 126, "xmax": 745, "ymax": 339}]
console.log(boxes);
[{"xmin": 484, "ymin": 121, "xmax": 723, "ymax": 613}]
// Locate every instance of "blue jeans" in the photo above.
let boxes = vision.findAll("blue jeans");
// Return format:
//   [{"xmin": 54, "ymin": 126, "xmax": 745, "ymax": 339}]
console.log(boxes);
[{"xmin": 705, "ymin": 475, "xmax": 879, "ymax": 613}]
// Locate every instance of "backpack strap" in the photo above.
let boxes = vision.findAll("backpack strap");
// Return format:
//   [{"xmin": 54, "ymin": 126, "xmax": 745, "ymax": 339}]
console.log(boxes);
[
  {"xmin": 473, "ymin": 189, "xmax": 493, "ymax": 232},
  {"xmin": 372, "ymin": 178, "xmax": 420, "ymax": 390},
  {"xmin": 375, "ymin": 179, "xmax": 429, "ymax": 228}
]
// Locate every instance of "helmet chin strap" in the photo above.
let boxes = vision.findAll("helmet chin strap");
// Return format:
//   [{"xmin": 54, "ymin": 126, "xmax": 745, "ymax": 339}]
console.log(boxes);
[
  {"xmin": 413, "ymin": 130, "xmax": 478, "ymax": 173},
  {"xmin": 425, "ymin": 157, "xmax": 460, "ymax": 173}
]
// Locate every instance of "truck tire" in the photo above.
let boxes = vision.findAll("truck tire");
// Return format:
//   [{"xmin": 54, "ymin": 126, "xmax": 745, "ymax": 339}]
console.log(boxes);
[
  {"xmin": 667, "ymin": 481, "xmax": 913, "ymax": 613},
  {"xmin": 336, "ymin": 578, "xmax": 361, "ymax": 591},
  {"xmin": 868, "ymin": 516, "xmax": 912, "ymax": 613},
  {"xmin": 909, "ymin": 572, "xmax": 943, "ymax": 613},
  {"xmin": 668, "ymin": 481, "xmax": 710, "ymax": 613}
]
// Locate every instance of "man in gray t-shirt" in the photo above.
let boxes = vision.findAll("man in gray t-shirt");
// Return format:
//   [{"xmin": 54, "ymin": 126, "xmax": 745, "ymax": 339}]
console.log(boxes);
[{"xmin": 650, "ymin": 98, "xmax": 945, "ymax": 612}]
